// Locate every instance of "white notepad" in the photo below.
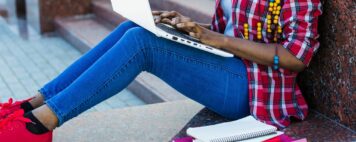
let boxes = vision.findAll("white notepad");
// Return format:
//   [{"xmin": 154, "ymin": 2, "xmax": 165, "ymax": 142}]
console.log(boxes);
[{"xmin": 187, "ymin": 116, "xmax": 281, "ymax": 142}]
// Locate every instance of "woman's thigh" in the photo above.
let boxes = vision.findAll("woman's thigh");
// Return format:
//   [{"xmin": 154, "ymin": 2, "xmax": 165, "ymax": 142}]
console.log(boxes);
[{"xmin": 134, "ymin": 28, "xmax": 250, "ymax": 119}]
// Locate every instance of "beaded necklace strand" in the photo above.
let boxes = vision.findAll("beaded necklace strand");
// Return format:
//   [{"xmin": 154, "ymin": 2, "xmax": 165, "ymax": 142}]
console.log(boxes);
[
  {"xmin": 243, "ymin": 0, "xmax": 252, "ymax": 39},
  {"xmin": 267, "ymin": 0, "xmax": 282, "ymax": 42},
  {"xmin": 243, "ymin": 0, "xmax": 283, "ymax": 42},
  {"xmin": 256, "ymin": 0, "xmax": 263, "ymax": 40}
]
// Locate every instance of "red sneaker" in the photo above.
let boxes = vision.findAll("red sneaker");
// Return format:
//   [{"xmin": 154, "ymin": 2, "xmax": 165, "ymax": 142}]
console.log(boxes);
[
  {"xmin": 0, "ymin": 98, "xmax": 33, "ymax": 119},
  {"xmin": 0, "ymin": 110, "xmax": 53, "ymax": 142}
]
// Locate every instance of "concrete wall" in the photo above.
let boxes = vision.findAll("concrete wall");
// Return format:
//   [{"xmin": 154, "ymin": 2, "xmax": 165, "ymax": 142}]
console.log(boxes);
[{"xmin": 298, "ymin": 0, "xmax": 355, "ymax": 130}]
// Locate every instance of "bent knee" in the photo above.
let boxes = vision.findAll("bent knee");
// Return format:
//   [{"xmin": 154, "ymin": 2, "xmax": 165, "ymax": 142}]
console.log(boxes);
[
  {"xmin": 120, "ymin": 27, "xmax": 174, "ymax": 55},
  {"xmin": 125, "ymin": 27, "xmax": 152, "ymax": 36},
  {"xmin": 116, "ymin": 27, "xmax": 157, "ymax": 52},
  {"xmin": 119, "ymin": 20, "xmax": 138, "ymax": 28},
  {"xmin": 121, "ymin": 27, "xmax": 157, "ymax": 45}
]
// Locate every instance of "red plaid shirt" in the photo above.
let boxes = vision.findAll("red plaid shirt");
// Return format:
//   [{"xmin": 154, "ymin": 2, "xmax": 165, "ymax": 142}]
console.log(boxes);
[{"xmin": 211, "ymin": 0, "xmax": 322, "ymax": 128}]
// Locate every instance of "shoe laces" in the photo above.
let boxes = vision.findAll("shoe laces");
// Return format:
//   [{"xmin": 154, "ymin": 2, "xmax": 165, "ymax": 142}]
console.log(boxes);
[
  {"xmin": 0, "ymin": 98, "xmax": 32, "ymax": 118},
  {"xmin": 0, "ymin": 110, "xmax": 31, "ymax": 131},
  {"xmin": 0, "ymin": 98, "xmax": 16, "ymax": 108}
]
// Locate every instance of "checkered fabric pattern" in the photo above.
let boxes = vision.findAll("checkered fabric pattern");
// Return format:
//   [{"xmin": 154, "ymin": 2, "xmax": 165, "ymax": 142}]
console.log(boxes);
[{"xmin": 211, "ymin": 0, "xmax": 322, "ymax": 128}]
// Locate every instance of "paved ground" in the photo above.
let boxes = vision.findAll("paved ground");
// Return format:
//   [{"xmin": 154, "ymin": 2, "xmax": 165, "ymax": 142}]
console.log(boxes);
[{"xmin": 0, "ymin": 18, "xmax": 146, "ymax": 112}]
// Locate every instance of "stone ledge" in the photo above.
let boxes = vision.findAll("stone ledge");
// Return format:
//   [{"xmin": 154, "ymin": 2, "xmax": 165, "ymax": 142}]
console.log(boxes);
[
  {"xmin": 54, "ymin": 100, "xmax": 204, "ymax": 142},
  {"xmin": 172, "ymin": 108, "xmax": 356, "ymax": 141}
]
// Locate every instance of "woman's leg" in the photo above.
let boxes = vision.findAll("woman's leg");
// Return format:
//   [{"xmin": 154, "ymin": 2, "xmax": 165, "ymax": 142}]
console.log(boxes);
[
  {"xmin": 36, "ymin": 27, "xmax": 249, "ymax": 129},
  {"xmin": 29, "ymin": 21, "xmax": 139, "ymax": 108}
]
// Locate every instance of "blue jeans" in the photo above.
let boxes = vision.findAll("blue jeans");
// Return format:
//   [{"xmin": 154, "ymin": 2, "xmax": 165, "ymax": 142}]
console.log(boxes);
[{"xmin": 39, "ymin": 21, "xmax": 249, "ymax": 126}]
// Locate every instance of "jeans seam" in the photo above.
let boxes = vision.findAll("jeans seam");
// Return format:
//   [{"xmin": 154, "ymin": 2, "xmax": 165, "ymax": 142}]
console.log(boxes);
[
  {"xmin": 45, "ymin": 99, "xmax": 64, "ymax": 125},
  {"xmin": 221, "ymin": 75, "xmax": 230, "ymax": 113},
  {"xmin": 131, "ymin": 27, "xmax": 243, "ymax": 76},
  {"xmin": 150, "ymin": 47, "xmax": 245, "ymax": 78},
  {"xmin": 38, "ymin": 89, "xmax": 50, "ymax": 100},
  {"xmin": 39, "ymin": 81, "xmax": 73, "ymax": 101}
]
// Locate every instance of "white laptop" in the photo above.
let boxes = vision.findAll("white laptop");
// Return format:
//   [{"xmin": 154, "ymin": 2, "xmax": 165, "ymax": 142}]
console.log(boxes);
[{"xmin": 110, "ymin": 0, "xmax": 234, "ymax": 57}]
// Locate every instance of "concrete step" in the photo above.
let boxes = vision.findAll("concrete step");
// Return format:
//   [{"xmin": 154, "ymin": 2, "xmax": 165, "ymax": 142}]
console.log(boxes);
[
  {"xmin": 55, "ymin": 15, "xmax": 109, "ymax": 53},
  {"xmin": 92, "ymin": 0, "xmax": 126, "ymax": 27},
  {"xmin": 92, "ymin": 0, "xmax": 214, "ymax": 26},
  {"xmin": 54, "ymin": 15, "xmax": 187, "ymax": 104},
  {"xmin": 54, "ymin": 100, "xmax": 204, "ymax": 142}
]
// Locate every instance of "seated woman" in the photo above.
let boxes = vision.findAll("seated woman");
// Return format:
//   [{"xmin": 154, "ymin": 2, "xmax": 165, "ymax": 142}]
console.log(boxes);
[{"xmin": 0, "ymin": 0, "xmax": 321, "ymax": 141}]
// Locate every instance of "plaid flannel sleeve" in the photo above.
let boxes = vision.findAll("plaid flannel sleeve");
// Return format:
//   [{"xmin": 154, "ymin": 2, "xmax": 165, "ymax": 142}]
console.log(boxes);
[
  {"xmin": 280, "ymin": 0, "xmax": 322, "ymax": 66},
  {"xmin": 211, "ymin": 1, "xmax": 227, "ymax": 33}
]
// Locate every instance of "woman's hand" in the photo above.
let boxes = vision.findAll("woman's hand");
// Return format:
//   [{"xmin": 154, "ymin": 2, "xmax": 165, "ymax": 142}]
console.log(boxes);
[
  {"xmin": 152, "ymin": 11, "xmax": 190, "ymax": 25},
  {"xmin": 176, "ymin": 22, "xmax": 225, "ymax": 48},
  {"xmin": 152, "ymin": 11, "xmax": 224, "ymax": 48}
]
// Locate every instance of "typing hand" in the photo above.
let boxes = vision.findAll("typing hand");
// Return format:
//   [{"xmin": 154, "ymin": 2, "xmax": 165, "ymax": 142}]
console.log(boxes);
[
  {"xmin": 152, "ymin": 11, "xmax": 192, "ymax": 25},
  {"xmin": 152, "ymin": 11, "xmax": 223, "ymax": 48},
  {"xmin": 152, "ymin": 11, "xmax": 201, "ymax": 37}
]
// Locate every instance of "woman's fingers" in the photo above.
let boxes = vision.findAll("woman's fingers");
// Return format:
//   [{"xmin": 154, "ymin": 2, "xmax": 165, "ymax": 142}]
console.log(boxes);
[
  {"xmin": 152, "ymin": 10, "xmax": 202, "ymax": 39},
  {"xmin": 189, "ymin": 32, "xmax": 198, "ymax": 38},
  {"xmin": 177, "ymin": 22, "xmax": 204, "ymax": 40},
  {"xmin": 160, "ymin": 11, "xmax": 180, "ymax": 19},
  {"xmin": 153, "ymin": 10, "xmax": 195, "ymax": 28},
  {"xmin": 152, "ymin": 11, "xmax": 163, "ymax": 16},
  {"xmin": 176, "ymin": 22, "xmax": 198, "ymax": 32},
  {"xmin": 176, "ymin": 22, "xmax": 196, "ymax": 28},
  {"xmin": 161, "ymin": 18, "xmax": 173, "ymax": 24},
  {"xmin": 154, "ymin": 16, "xmax": 161, "ymax": 23},
  {"xmin": 171, "ymin": 17, "xmax": 192, "ymax": 25},
  {"xmin": 153, "ymin": 11, "xmax": 181, "ymax": 24},
  {"xmin": 153, "ymin": 11, "xmax": 162, "ymax": 23},
  {"xmin": 171, "ymin": 17, "xmax": 181, "ymax": 25}
]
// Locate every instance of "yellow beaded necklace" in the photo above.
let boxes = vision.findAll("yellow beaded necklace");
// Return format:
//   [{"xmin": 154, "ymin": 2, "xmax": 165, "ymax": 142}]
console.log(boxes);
[{"xmin": 243, "ymin": 0, "xmax": 283, "ymax": 42}]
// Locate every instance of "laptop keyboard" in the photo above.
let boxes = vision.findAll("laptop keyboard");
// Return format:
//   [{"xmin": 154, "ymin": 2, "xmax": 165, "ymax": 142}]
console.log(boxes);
[{"xmin": 156, "ymin": 23, "xmax": 201, "ymax": 43}]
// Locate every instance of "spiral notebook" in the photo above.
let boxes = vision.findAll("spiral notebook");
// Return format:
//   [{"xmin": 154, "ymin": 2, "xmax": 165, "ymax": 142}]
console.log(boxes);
[{"xmin": 186, "ymin": 116, "xmax": 281, "ymax": 142}]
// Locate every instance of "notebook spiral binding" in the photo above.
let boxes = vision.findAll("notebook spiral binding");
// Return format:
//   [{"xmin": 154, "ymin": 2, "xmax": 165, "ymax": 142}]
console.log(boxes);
[{"xmin": 210, "ymin": 127, "xmax": 277, "ymax": 142}]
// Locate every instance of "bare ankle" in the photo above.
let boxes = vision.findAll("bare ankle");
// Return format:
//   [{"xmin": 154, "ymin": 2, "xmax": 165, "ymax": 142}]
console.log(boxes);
[
  {"xmin": 29, "ymin": 93, "xmax": 45, "ymax": 109},
  {"xmin": 32, "ymin": 105, "xmax": 58, "ymax": 131}
]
